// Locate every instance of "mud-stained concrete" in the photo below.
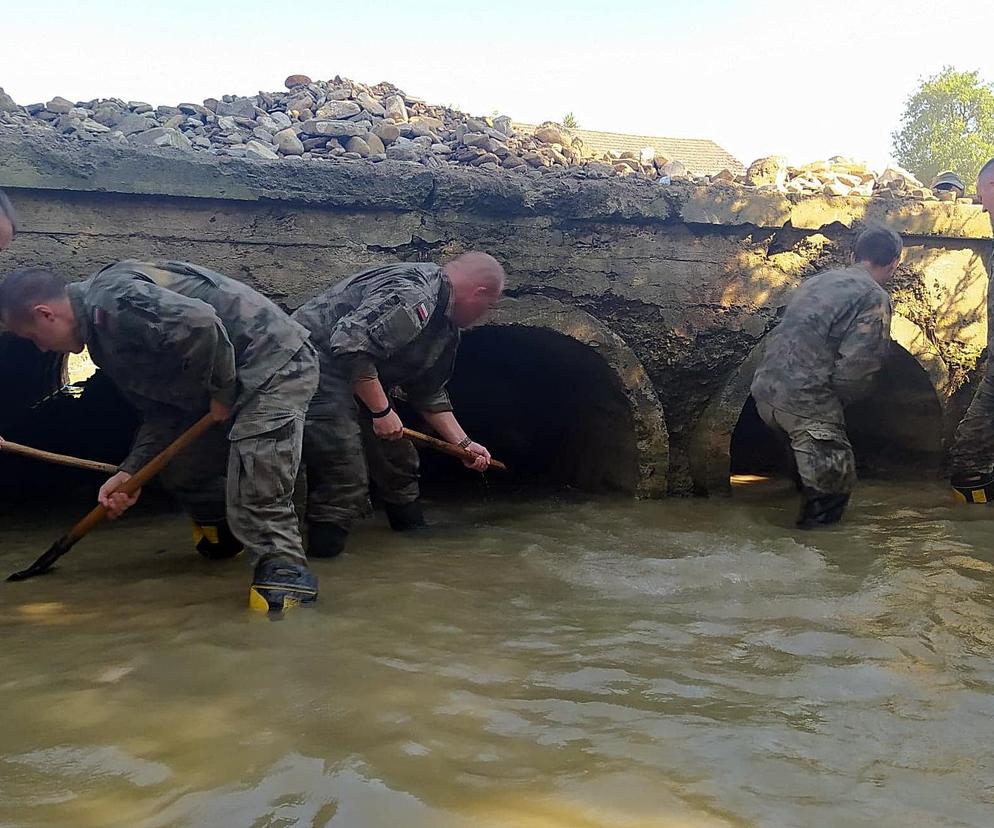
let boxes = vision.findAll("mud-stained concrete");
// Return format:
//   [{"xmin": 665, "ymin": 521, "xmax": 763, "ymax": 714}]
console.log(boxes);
[{"xmin": 1, "ymin": 130, "xmax": 991, "ymax": 494}]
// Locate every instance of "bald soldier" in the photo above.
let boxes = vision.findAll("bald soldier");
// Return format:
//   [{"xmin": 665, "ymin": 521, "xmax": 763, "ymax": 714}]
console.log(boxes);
[
  {"xmin": 0, "ymin": 260, "xmax": 320, "ymax": 613},
  {"xmin": 751, "ymin": 226, "xmax": 901, "ymax": 527},
  {"xmin": 949, "ymin": 159, "xmax": 994, "ymax": 502},
  {"xmin": 0, "ymin": 190, "xmax": 17, "ymax": 250},
  {"xmin": 293, "ymin": 252, "xmax": 505, "ymax": 557}
]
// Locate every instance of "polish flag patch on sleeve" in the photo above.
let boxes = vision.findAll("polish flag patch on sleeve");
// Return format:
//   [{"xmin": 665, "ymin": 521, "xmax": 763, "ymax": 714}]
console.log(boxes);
[{"xmin": 415, "ymin": 302, "xmax": 429, "ymax": 322}]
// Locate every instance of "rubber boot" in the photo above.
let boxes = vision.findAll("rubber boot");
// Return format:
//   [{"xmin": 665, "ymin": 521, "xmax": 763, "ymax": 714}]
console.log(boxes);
[
  {"xmin": 249, "ymin": 557, "xmax": 318, "ymax": 614},
  {"xmin": 797, "ymin": 491, "xmax": 850, "ymax": 529},
  {"xmin": 192, "ymin": 520, "xmax": 244, "ymax": 560},
  {"xmin": 951, "ymin": 472, "xmax": 994, "ymax": 504},
  {"xmin": 307, "ymin": 522, "xmax": 349, "ymax": 558},
  {"xmin": 385, "ymin": 500, "xmax": 427, "ymax": 532}
]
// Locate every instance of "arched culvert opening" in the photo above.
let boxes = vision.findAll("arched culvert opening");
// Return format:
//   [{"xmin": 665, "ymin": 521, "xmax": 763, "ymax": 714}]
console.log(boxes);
[
  {"xmin": 725, "ymin": 344, "xmax": 944, "ymax": 489},
  {"xmin": 411, "ymin": 296, "xmax": 669, "ymax": 499},
  {"xmin": 0, "ymin": 338, "xmax": 138, "ymax": 501},
  {"xmin": 691, "ymin": 313, "xmax": 950, "ymax": 495}
]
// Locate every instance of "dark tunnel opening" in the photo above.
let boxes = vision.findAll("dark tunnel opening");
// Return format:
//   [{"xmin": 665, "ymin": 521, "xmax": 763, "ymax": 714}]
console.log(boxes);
[
  {"xmin": 729, "ymin": 343, "xmax": 944, "ymax": 484},
  {"xmin": 409, "ymin": 325, "xmax": 641, "ymax": 499},
  {"xmin": 1, "ymin": 325, "xmax": 644, "ymax": 508},
  {"xmin": 0, "ymin": 337, "xmax": 139, "ymax": 502}
]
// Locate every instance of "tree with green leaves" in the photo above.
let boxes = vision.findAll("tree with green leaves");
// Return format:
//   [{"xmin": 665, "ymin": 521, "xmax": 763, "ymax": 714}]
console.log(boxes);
[
  {"xmin": 562, "ymin": 112, "xmax": 578, "ymax": 129},
  {"xmin": 892, "ymin": 67, "xmax": 994, "ymax": 188}
]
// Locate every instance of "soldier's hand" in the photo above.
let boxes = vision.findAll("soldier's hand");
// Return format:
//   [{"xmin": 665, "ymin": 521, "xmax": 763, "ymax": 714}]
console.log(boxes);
[
  {"xmin": 98, "ymin": 471, "xmax": 141, "ymax": 520},
  {"xmin": 462, "ymin": 441, "xmax": 492, "ymax": 472},
  {"xmin": 374, "ymin": 409, "xmax": 405, "ymax": 441},
  {"xmin": 209, "ymin": 398, "xmax": 232, "ymax": 423}
]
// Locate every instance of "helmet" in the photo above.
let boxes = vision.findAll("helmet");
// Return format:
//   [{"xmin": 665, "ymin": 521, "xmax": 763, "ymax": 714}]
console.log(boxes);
[{"xmin": 931, "ymin": 170, "xmax": 965, "ymax": 193}]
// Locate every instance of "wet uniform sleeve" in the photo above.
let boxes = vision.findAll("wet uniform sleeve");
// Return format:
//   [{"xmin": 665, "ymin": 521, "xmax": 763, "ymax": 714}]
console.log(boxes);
[
  {"xmin": 324, "ymin": 279, "xmax": 437, "ymax": 381},
  {"xmin": 831, "ymin": 290, "xmax": 893, "ymax": 405},
  {"xmin": 109, "ymin": 282, "xmax": 237, "ymax": 473}
]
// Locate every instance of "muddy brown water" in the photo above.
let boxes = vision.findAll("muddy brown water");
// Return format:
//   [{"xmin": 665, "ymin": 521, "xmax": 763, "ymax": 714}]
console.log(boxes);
[{"xmin": 1, "ymin": 479, "xmax": 993, "ymax": 828}]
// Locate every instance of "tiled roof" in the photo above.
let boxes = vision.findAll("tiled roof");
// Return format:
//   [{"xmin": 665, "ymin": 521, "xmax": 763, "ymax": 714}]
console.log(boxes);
[{"xmin": 513, "ymin": 123, "xmax": 745, "ymax": 177}]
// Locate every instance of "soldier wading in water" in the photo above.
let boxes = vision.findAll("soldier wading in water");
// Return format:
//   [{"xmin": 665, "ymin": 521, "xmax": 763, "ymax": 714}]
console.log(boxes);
[{"xmin": 751, "ymin": 226, "xmax": 901, "ymax": 528}]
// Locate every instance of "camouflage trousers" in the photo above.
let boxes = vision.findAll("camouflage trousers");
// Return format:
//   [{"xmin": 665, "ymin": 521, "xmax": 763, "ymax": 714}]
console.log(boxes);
[
  {"xmin": 755, "ymin": 401, "xmax": 857, "ymax": 496},
  {"xmin": 949, "ymin": 371, "xmax": 994, "ymax": 477},
  {"xmin": 157, "ymin": 343, "xmax": 319, "ymax": 565},
  {"xmin": 302, "ymin": 365, "xmax": 420, "ymax": 530}
]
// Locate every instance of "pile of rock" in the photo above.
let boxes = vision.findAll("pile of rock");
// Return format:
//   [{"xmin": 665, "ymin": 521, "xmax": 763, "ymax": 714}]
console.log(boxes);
[
  {"xmin": 0, "ymin": 77, "xmax": 973, "ymax": 202},
  {"xmin": 743, "ymin": 156, "xmax": 971, "ymax": 203}
]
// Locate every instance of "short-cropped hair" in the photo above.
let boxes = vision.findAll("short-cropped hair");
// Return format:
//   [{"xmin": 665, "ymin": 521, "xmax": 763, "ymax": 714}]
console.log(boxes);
[
  {"xmin": 853, "ymin": 226, "xmax": 903, "ymax": 267},
  {"xmin": 0, "ymin": 267, "xmax": 68, "ymax": 321}
]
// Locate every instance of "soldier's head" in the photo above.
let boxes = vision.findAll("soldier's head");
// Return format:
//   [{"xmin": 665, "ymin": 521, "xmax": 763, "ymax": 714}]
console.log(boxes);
[
  {"xmin": 444, "ymin": 252, "xmax": 505, "ymax": 328},
  {"xmin": 0, "ymin": 267, "xmax": 84, "ymax": 353},
  {"xmin": 852, "ymin": 226, "xmax": 903, "ymax": 284},
  {"xmin": 976, "ymin": 158, "xmax": 994, "ymax": 215},
  {"xmin": 0, "ymin": 189, "xmax": 17, "ymax": 251},
  {"xmin": 930, "ymin": 170, "xmax": 965, "ymax": 198}
]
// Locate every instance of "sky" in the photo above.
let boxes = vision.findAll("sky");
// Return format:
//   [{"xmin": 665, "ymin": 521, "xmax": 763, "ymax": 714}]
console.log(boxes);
[{"xmin": 2, "ymin": 0, "xmax": 993, "ymax": 172}]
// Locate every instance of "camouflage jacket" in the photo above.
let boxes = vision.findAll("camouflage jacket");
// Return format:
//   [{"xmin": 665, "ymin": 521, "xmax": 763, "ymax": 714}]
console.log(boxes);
[
  {"xmin": 67, "ymin": 260, "xmax": 310, "ymax": 473},
  {"xmin": 292, "ymin": 262, "xmax": 459, "ymax": 412},
  {"xmin": 750, "ymin": 263, "xmax": 893, "ymax": 423}
]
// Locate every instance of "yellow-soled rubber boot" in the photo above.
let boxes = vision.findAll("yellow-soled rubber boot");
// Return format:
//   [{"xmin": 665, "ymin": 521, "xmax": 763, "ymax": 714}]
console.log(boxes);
[
  {"xmin": 249, "ymin": 558, "xmax": 318, "ymax": 614},
  {"xmin": 192, "ymin": 520, "xmax": 244, "ymax": 560}
]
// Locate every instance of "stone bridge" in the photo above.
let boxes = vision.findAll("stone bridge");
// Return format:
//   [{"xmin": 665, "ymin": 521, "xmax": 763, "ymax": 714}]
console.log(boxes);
[{"xmin": 1, "ymin": 131, "xmax": 991, "ymax": 498}]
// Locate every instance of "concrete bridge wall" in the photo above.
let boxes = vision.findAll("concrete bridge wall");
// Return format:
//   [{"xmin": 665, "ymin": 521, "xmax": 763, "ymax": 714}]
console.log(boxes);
[{"xmin": 1, "ymin": 130, "xmax": 990, "ymax": 496}]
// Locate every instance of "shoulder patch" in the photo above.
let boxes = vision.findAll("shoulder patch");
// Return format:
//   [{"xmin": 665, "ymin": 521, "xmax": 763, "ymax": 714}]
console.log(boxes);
[
  {"xmin": 92, "ymin": 307, "xmax": 106, "ymax": 328},
  {"xmin": 415, "ymin": 302, "xmax": 429, "ymax": 323}
]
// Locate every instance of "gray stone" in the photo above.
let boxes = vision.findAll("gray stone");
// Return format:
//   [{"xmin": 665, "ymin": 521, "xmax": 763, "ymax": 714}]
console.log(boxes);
[
  {"xmin": 275, "ymin": 128, "xmax": 304, "ymax": 156},
  {"xmin": 245, "ymin": 140, "xmax": 279, "ymax": 160},
  {"xmin": 46, "ymin": 96, "xmax": 74, "ymax": 114},
  {"xmin": 326, "ymin": 89, "xmax": 353, "ymax": 101},
  {"xmin": 316, "ymin": 100, "xmax": 361, "ymax": 120},
  {"xmin": 357, "ymin": 92, "xmax": 386, "ymax": 116},
  {"xmin": 302, "ymin": 136, "xmax": 332, "ymax": 151},
  {"xmin": 431, "ymin": 143, "xmax": 452, "ymax": 155},
  {"xmin": 462, "ymin": 133, "xmax": 496, "ymax": 151},
  {"xmin": 157, "ymin": 105, "xmax": 182, "ymax": 118},
  {"xmin": 93, "ymin": 106, "xmax": 121, "ymax": 126},
  {"xmin": 179, "ymin": 103, "xmax": 210, "ymax": 117},
  {"xmin": 534, "ymin": 125, "xmax": 565, "ymax": 145},
  {"xmin": 216, "ymin": 115, "xmax": 238, "ymax": 132},
  {"xmin": 345, "ymin": 136, "xmax": 371, "ymax": 157},
  {"xmin": 81, "ymin": 119, "xmax": 111, "ymax": 133},
  {"xmin": 256, "ymin": 114, "xmax": 281, "ymax": 133},
  {"xmin": 163, "ymin": 114, "xmax": 186, "ymax": 130},
  {"xmin": 216, "ymin": 97, "xmax": 257, "ymax": 118},
  {"xmin": 493, "ymin": 115, "xmax": 513, "ymax": 136},
  {"xmin": 128, "ymin": 102, "xmax": 152, "ymax": 113},
  {"xmin": 131, "ymin": 127, "xmax": 192, "ymax": 151},
  {"xmin": 192, "ymin": 135, "xmax": 212, "ymax": 149},
  {"xmin": 270, "ymin": 111, "xmax": 293, "ymax": 130},
  {"xmin": 253, "ymin": 127, "xmax": 275, "ymax": 143},
  {"xmin": 386, "ymin": 143, "xmax": 420, "ymax": 161},
  {"xmin": 116, "ymin": 112, "xmax": 157, "ymax": 136},
  {"xmin": 660, "ymin": 160, "xmax": 688, "ymax": 178},
  {"xmin": 0, "ymin": 88, "xmax": 19, "ymax": 112},
  {"xmin": 301, "ymin": 119, "xmax": 366, "ymax": 138},
  {"xmin": 384, "ymin": 94, "xmax": 408, "ymax": 123},
  {"xmin": 364, "ymin": 132, "xmax": 386, "ymax": 155},
  {"xmin": 372, "ymin": 121, "xmax": 401, "ymax": 144}
]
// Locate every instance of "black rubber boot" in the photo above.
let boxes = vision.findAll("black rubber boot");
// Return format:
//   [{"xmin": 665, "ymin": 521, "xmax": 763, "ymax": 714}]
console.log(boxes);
[
  {"xmin": 797, "ymin": 491, "xmax": 850, "ymax": 529},
  {"xmin": 385, "ymin": 500, "xmax": 427, "ymax": 532},
  {"xmin": 249, "ymin": 557, "xmax": 319, "ymax": 614},
  {"xmin": 951, "ymin": 472, "xmax": 994, "ymax": 504},
  {"xmin": 307, "ymin": 522, "xmax": 349, "ymax": 558},
  {"xmin": 192, "ymin": 520, "xmax": 244, "ymax": 560}
]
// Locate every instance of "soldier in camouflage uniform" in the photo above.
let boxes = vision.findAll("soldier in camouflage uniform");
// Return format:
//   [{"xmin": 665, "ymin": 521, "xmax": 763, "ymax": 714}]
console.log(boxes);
[
  {"xmin": 0, "ymin": 260, "xmax": 319, "ymax": 612},
  {"xmin": 751, "ymin": 226, "xmax": 901, "ymax": 527},
  {"xmin": 949, "ymin": 159, "xmax": 994, "ymax": 502},
  {"xmin": 293, "ymin": 252, "xmax": 505, "ymax": 557}
]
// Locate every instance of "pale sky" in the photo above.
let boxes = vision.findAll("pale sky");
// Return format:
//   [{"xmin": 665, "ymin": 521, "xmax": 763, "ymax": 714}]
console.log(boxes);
[{"xmin": 2, "ymin": 0, "xmax": 993, "ymax": 172}]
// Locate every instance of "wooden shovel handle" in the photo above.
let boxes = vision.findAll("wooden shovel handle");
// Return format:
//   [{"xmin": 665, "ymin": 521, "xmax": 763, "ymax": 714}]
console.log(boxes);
[
  {"xmin": 402, "ymin": 427, "xmax": 507, "ymax": 471},
  {"xmin": 0, "ymin": 439, "xmax": 119, "ymax": 475}
]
